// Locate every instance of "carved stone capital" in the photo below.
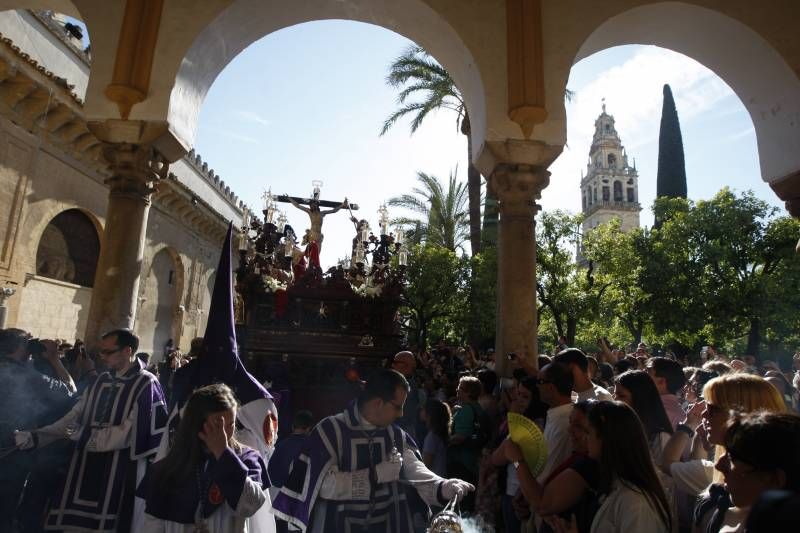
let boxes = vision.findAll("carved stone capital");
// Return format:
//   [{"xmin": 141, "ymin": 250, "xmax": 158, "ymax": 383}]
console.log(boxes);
[
  {"xmin": 489, "ymin": 163, "xmax": 550, "ymax": 210},
  {"xmin": 102, "ymin": 142, "xmax": 169, "ymax": 200},
  {"xmin": 0, "ymin": 286, "xmax": 15, "ymax": 305}
]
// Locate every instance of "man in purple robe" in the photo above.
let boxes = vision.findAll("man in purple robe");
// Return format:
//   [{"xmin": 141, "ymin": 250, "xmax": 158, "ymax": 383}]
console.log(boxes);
[
  {"xmin": 272, "ymin": 369, "xmax": 474, "ymax": 532},
  {"xmin": 15, "ymin": 328, "xmax": 168, "ymax": 532}
]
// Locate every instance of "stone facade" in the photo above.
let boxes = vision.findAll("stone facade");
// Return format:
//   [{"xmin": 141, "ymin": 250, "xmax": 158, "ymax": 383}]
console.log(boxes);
[
  {"xmin": 579, "ymin": 104, "xmax": 641, "ymax": 260},
  {"xmin": 0, "ymin": 11, "xmax": 244, "ymax": 361}
]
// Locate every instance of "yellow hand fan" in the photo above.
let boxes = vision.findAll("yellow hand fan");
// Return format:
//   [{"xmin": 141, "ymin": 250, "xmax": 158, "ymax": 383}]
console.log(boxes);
[{"xmin": 507, "ymin": 412, "xmax": 548, "ymax": 477}]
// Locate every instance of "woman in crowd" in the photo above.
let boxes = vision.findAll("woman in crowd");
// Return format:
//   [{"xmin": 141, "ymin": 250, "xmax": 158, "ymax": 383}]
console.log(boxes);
[
  {"xmin": 503, "ymin": 401, "xmax": 599, "ymax": 533},
  {"xmin": 421, "ymin": 399, "xmax": 450, "ymax": 477},
  {"xmin": 694, "ymin": 411, "xmax": 800, "ymax": 533},
  {"xmin": 663, "ymin": 373, "xmax": 787, "ymax": 498},
  {"xmin": 490, "ymin": 376, "xmax": 543, "ymax": 533},
  {"xmin": 139, "ymin": 383, "xmax": 268, "ymax": 532},
  {"xmin": 613, "ymin": 370, "xmax": 674, "ymax": 464},
  {"xmin": 547, "ymin": 401, "xmax": 671, "ymax": 533}
]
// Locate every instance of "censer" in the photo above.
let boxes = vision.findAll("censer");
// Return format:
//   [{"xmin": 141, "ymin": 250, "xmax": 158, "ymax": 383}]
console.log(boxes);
[{"xmin": 427, "ymin": 495, "xmax": 463, "ymax": 533}]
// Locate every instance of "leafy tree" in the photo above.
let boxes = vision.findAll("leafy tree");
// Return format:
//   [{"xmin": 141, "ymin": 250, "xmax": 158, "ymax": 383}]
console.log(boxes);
[
  {"xmin": 536, "ymin": 211, "xmax": 599, "ymax": 345},
  {"xmin": 646, "ymin": 189, "xmax": 800, "ymax": 356},
  {"xmin": 401, "ymin": 244, "xmax": 470, "ymax": 348},
  {"xmin": 655, "ymin": 84, "xmax": 687, "ymax": 228},
  {"xmin": 388, "ymin": 170, "xmax": 470, "ymax": 253},
  {"xmin": 381, "ymin": 45, "xmax": 483, "ymax": 256},
  {"xmin": 582, "ymin": 219, "xmax": 649, "ymax": 343}
]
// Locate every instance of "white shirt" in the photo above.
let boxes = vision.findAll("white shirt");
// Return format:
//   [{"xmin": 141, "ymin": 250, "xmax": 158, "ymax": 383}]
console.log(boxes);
[
  {"xmin": 575, "ymin": 383, "xmax": 613, "ymax": 403},
  {"xmin": 591, "ymin": 481, "xmax": 670, "ymax": 533},
  {"xmin": 670, "ymin": 459, "xmax": 715, "ymax": 496},
  {"xmin": 538, "ymin": 403, "xmax": 573, "ymax": 482}
]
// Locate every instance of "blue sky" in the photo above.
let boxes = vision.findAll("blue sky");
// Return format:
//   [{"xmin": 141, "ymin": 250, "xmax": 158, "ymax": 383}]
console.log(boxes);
[{"xmin": 193, "ymin": 20, "xmax": 778, "ymax": 266}]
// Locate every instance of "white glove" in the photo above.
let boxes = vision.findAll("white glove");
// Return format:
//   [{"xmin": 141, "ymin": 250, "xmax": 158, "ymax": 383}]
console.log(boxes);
[
  {"xmin": 14, "ymin": 430, "xmax": 35, "ymax": 450},
  {"xmin": 441, "ymin": 478, "xmax": 475, "ymax": 502},
  {"xmin": 375, "ymin": 448, "xmax": 403, "ymax": 483}
]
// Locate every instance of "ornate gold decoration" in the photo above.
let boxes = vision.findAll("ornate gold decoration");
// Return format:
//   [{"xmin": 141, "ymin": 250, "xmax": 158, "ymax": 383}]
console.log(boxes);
[
  {"xmin": 506, "ymin": 0, "xmax": 547, "ymax": 139},
  {"xmin": 104, "ymin": 0, "xmax": 164, "ymax": 119}
]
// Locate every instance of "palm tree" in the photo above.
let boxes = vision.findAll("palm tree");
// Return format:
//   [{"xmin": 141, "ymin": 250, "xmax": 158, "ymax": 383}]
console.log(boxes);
[
  {"xmin": 389, "ymin": 170, "xmax": 470, "ymax": 253},
  {"xmin": 381, "ymin": 45, "xmax": 483, "ymax": 256}
]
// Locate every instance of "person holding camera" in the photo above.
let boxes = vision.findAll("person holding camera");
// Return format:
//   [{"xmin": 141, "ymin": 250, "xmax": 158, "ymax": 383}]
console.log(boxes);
[{"xmin": 0, "ymin": 328, "xmax": 77, "ymax": 532}]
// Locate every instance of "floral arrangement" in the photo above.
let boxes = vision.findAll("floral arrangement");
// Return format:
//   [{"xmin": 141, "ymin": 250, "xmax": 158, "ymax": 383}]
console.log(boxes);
[{"xmin": 262, "ymin": 275, "xmax": 287, "ymax": 293}]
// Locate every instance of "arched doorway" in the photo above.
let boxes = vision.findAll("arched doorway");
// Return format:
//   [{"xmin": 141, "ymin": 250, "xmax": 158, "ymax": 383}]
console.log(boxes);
[
  {"xmin": 17, "ymin": 208, "xmax": 100, "ymax": 339},
  {"xmin": 137, "ymin": 248, "xmax": 183, "ymax": 361},
  {"xmin": 573, "ymin": 2, "xmax": 800, "ymax": 188}
]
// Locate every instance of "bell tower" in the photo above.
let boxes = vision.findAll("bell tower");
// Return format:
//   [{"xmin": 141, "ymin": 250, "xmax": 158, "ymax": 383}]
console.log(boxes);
[{"xmin": 580, "ymin": 102, "xmax": 641, "ymax": 240}]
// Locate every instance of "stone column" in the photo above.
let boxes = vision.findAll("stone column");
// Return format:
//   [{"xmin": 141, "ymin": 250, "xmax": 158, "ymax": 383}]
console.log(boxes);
[
  {"xmin": 84, "ymin": 143, "xmax": 168, "ymax": 344},
  {"xmin": 490, "ymin": 164, "xmax": 549, "ymax": 376},
  {"xmin": 0, "ymin": 286, "xmax": 16, "ymax": 328}
]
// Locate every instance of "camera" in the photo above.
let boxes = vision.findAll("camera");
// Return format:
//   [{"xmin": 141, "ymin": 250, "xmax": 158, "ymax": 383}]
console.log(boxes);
[
  {"xmin": 506, "ymin": 352, "xmax": 517, "ymax": 361},
  {"xmin": 27, "ymin": 338, "xmax": 47, "ymax": 356}
]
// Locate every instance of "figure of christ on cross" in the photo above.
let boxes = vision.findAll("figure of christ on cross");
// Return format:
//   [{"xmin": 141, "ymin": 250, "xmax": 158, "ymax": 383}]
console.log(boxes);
[{"xmin": 277, "ymin": 194, "xmax": 358, "ymax": 254}]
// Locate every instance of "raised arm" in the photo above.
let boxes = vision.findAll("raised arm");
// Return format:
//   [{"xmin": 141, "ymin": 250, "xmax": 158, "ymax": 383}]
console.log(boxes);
[
  {"xmin": 319, "ymin": 199, "xmax": 348, "ymax": 216},
  {"xmin": 287, "ymin": 196, "xmax": 310, "ymax": 214}
]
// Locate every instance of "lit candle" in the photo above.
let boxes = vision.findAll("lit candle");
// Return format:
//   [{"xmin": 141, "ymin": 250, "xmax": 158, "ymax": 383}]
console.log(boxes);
[
  {"xmin": 276, "ymin": 211, "xmax": 287, "ymax": 233},
  {"xmin": 266, "ymin": 205, "xmax": 275, "ymax": 224},
  {"xmin": 398, "ymin": 247, "xmax": 408, "ymax": 266},
  {"xmin": 394, "ymin": 228, "xmax": 404, "ymax": 245}
]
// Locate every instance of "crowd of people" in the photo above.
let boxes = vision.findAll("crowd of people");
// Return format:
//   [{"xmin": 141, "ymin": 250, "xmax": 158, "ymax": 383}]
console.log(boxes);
[
  {"xmin": 2, "ymin": 324, "xmax": 800, "ymax": 532},
  {"xmin": 381, "ymin": 339, "xmax": 800, "ymax": 532}
]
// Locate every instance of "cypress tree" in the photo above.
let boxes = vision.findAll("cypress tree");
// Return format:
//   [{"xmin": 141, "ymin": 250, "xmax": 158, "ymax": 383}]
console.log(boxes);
[{"xmin": 655, "ymin": 84, "xmax": 687, "ymax": 228}]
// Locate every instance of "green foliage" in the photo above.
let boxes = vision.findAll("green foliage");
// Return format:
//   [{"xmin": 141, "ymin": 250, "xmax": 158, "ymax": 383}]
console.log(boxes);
[
  {"xmin": 401, "ymin": 244, "xmax": 470, "ymax": 348},
  {"xmin": 536, "ymin": 211, "xmax": 599, "ymax": 345},
  {"xmin": 389, "ymin": 170, "xmax": 470, "ymax": 253},
  {"xmin": 655, "ymin": 84, "xmax": 687, "ymax": 204}
]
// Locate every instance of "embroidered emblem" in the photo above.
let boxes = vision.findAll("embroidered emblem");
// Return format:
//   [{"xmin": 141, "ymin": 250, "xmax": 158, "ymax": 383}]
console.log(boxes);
[{"xmin": 208, "ymin": 483, "xmax": 223, "ymax": 505}]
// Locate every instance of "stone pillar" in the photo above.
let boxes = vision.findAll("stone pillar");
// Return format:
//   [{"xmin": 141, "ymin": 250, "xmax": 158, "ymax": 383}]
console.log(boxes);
[
  {"xmin": 0, "ymin": 286, "xmax": 16, "ymax": 328},
  {"xmin": 84, "ymin": 143, "xmax": 168, "ymax": 345},
  {"xmin": 491, "ymin": 164, "xmax": 549, "ymax": 376}
]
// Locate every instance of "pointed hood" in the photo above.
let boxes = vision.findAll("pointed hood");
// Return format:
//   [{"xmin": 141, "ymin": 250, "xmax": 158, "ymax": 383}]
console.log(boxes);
[{"xmin": 196, "ymin": 222, "xmax": 271, "ymax": 404}]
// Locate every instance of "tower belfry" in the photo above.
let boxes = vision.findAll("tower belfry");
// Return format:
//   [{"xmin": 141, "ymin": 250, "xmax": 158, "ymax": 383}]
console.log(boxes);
[{"xmin": 580, "ymin": 103, "xmax": 641, "ymax": 242}]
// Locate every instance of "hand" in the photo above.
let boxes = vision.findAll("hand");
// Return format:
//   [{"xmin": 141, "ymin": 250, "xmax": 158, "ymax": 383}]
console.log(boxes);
[
  {"xmin": 503, "ymin": 438, "xmax": 524, "ymax": 463},
  {"xmin": 198, "ymin": 414, "xmax": 229, "ymax": 459},
  {"xmin": 696, "ymin": 423, "xmax": 712, "ymax": 452},
  {"xmin": 441, "ymin": 478, "xmax": 475, "ymax": 502},
  {"xmin": 375, "ymin": 449, "xmax": 403, "ymax": 483},
  {"xmin": 511, "ymin": 490, "xmax": 531, "ymax": 519},
  {"xmin": 14, "ymin": 430, "xmax": 35, "ymax": 450},
  {"xmin": 545, "ymin": 514, "xmax": 578, "ymax": 533},
  {"xmin": 41, "ymin": 339, "xmax": 62, "ymax": 361},
  {"xmin": 684, "ymin": 401, "xmax": 705, "ymax": 429}
]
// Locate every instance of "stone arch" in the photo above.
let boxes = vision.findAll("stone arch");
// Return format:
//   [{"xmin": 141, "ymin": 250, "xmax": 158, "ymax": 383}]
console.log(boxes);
[
  {"xmin": 166, "ymin": 0, "xmax": 487, "ymax": 159},
  {"xmin": 574, "ymin": 2, "xmax": 800, "ymax": 186},
  {"xmin": 137, "ymin": 246, "xmax": 184, "ymax": 361},
  {"xmin": 35, "ymin": 208, "xmax": 100, "ymax": 287}
]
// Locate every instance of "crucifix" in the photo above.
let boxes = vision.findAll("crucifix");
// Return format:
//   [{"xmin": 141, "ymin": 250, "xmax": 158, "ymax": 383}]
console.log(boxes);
[{"xmin": 276, "ymin": 182, "xmax": 358, "ymax": 252}]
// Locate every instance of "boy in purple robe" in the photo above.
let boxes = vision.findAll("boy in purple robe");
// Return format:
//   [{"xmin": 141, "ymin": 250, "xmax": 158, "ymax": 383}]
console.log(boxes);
[
  {"xmin": 272, "ymin": 369, "xmax": 474, "ymax": 533},
  {"xmin": 14, "ymin": 328, "xmax": 168, "ymax": 532}
]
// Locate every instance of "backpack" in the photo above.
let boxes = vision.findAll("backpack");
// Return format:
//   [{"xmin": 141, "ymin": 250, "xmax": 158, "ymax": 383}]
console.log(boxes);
[{"xmin": 465, "ymin": 403, "xmax": 491, "ymax": 450}]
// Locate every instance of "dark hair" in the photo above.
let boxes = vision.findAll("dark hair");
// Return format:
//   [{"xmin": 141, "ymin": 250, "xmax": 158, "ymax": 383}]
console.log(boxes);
[
  {"xmin": 292, "ymin": 410, "xmax": 314, "ymax": 430},
  {"xmin": 646, "ymin": 357, "xmax": 686, "ymax": 394},
  {"xmin": 724, "ymin": 411, "xmax": 800, "ymax": 491},
  {"xmin": 554, "ymin": 348, "xmax": 589, "ymax": 372},
  {"xmin": 615, "ymin": 358, "xmax": 636, "ymax": 374},
  {"xmin": 588, "ymin": 401, "xmax": 672, "ymax": 531},
  {"xmin": 476, "ymin": 369, "xmax": 497, "ymax": 396},
  {"xmin": 598, "ymin": 362, "xmax": 614, "ymax": 384},
  {"xmin": 615, "ymin": 370, "xmax": 673, "ymax": 439},
  {"xmin": 574, "ymin": 399, "xmax": 595, "ymax": 417},
  {"xmin": 154, "ymin": 383, "xmax": 240, "ymax": 490},
  {"xmin": 691, "ymin": 368, "xmax": 718, "ymax": 398},
  {"xmin": 424, "ymin": 399, "xmax": 451, "ymax": 443},
  {"xmin": 541, "ymin": 362, "xmax": 574, "ymax": 397},
  {"xmin": 357, "ymin": 369, "xmax": 409, "ymax": 407},
  {"xmin": 518, "ymin": 376, "xmax": 548, "ymax": 421},
  {"xmin": 0, "ymin": 328, "xmax": 29, "ymax": 356},
  {"xmin": 458, "ymin": 376, "xmax": 482, "ymax": 401},
  {"xmin": 102, "ymin": 328, "xmax": 139, "ymax": 354},
  {"xmin": 537, "ymin": 355, "xmax": 552, "ymax": 368}
]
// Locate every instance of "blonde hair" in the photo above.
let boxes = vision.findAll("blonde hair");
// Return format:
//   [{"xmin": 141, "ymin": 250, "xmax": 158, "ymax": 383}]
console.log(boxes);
[{"xmin": 703, "ymin": 373, "xmax": 786, "ymax": 483}]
